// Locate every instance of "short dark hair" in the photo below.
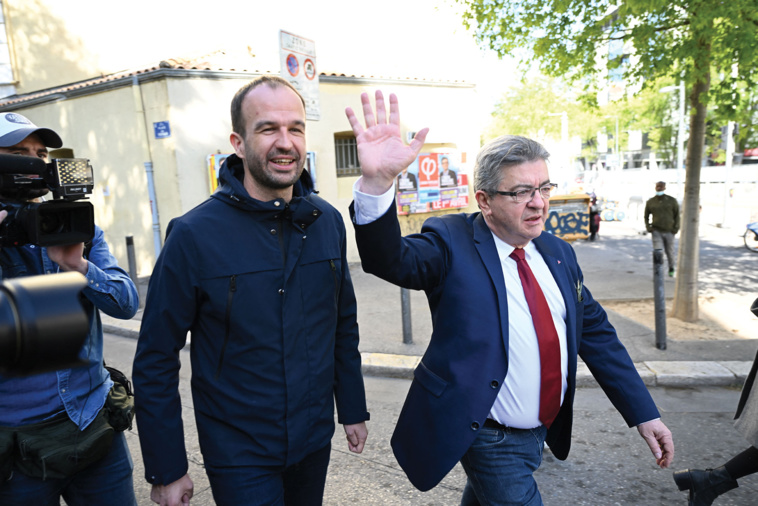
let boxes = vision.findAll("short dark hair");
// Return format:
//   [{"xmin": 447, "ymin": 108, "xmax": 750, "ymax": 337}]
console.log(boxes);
[
  {"xmin": 474, "ymin": 135, "xmax": 550, "ymax": 195},
  {"xmin": 230, "ymin": 76, "xmax": 305, "ymax": 137}
]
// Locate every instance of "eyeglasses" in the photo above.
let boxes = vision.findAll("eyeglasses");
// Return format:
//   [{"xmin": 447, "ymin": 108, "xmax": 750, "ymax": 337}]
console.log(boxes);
[{"xmin": 494, "ymin": 183, "xmax": 557, "ymax": 203}]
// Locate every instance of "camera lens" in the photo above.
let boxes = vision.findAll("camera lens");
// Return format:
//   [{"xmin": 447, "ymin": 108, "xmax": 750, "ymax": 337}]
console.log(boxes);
[
  {"xmin": 39, "ymin": 213, "xmax": 64, "ymax": 235},
  {"xmin": 0, "ymin": 272, "xmax": 89, "ymax": 376}
]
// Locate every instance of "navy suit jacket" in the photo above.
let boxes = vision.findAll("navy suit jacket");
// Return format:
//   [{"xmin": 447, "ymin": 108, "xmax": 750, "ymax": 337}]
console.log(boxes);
[{"xmin": 351, "ymin": 203, "xmax": 660, "ymax": 492}]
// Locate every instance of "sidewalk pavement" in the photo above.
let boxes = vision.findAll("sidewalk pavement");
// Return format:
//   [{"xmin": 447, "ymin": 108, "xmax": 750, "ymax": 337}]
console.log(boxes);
[{"xmin": 103, "ymin": 220, "xmax": 758, "ymax": 389}]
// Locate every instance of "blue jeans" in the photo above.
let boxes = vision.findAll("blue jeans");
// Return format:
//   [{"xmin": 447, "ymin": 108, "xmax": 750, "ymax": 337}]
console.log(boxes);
[
  {"xmin": 0, "ymin": 431, "xmax": 136, "ymax": 506},
  {"xmin": 460, "ymin": 424, "xmax": 548, "ymax": 506},
  {"xmin": 206, "ymin": 443, "xmax": 331, "ymax": 506}
]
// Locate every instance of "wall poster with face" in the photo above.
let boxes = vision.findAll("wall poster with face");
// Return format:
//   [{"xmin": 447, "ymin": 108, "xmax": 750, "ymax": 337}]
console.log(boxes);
[{"xmin": 396, "ymin": 152, "xmax": 469, "ymax": 215}]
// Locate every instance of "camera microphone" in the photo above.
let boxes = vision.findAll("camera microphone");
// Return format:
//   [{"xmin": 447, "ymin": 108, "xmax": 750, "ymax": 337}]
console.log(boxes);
[{"xmin": 0, "ymin": 153, "xmax": 46, "ymax": 176}]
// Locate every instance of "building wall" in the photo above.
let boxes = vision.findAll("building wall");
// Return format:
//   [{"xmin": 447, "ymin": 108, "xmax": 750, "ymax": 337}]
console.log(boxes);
[
  {"xmin": 15, "ymin": 86, "xmax": 163, "ymax": 276},
  {"xmin": 311, "ymin": 80, "xmax": 480, "ymax": 260},
  {"xmin": 6, "ymin": 74, "xmax": 479, "ymax": 272},
  {"xmin": 4, "ymin": 0, "xmax": 102, "ymax": 94}
]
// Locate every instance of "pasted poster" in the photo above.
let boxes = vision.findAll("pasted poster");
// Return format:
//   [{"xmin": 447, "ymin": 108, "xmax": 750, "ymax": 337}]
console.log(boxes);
[
  {"xmin": 206, "ymin": 151, "xmax": 316, "ymax": 195},
  {"xmin": 207, "ymin": 153, "xmax": 231, "ymax": 194},
  {"xmin": 397, "ymin": 152, "xmax": 469, "ymax": 215}
]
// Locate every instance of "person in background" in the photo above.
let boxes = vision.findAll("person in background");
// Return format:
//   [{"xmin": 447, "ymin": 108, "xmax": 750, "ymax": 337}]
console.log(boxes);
[
  {"xmin": 589, "ymin": 193, "xmax": 601, "ymax": 241},
  {"xmin": 0, "ymin": 112, "xmax": 139, "ymax": 505},
  {"xmin": 644, "ymin": 181, "xmax": 679, "ymax": 276}
]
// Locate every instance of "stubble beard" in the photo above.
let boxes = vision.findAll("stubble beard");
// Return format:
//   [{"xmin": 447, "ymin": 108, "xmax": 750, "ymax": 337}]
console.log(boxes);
[{"xmin": 246, "ymin": 149, "xmax": 304, "ymax": 190}]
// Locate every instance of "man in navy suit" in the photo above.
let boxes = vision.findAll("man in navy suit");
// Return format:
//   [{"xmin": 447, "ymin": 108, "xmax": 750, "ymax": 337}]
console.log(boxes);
[{"xmin": 345, "ymin": 91, "xmax": 674, "ymax": 505}]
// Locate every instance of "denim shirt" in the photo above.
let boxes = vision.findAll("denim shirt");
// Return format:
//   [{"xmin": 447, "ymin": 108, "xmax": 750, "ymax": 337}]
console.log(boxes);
[{"xmin": 0, "ymin": 225, "xmax": 138, "ymax": 429}]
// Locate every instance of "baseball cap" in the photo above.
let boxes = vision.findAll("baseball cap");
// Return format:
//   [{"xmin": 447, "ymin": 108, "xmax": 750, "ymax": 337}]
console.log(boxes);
[{"xmin": 0, "ymin": 112, "xmax": 63, "ymax": 148}]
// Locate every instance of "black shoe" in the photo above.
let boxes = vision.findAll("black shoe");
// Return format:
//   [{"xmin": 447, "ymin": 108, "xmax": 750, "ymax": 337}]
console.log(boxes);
[
  {"xmin": 669, "ymin": 268, "xmax": 675, "ymax": 277},
  {"xmin": 673, "ymin": 466, "xmax": 737, "ymax": 505}
]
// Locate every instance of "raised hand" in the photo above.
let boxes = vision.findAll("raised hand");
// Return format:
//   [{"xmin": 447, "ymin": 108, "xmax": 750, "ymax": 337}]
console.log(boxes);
[{"xmin": 345, "ymin": 90, "xmax": 428, "ymax": 195}]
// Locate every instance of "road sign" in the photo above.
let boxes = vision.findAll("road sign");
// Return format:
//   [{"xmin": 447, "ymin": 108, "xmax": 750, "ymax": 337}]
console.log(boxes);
[{"xmin": 280, "ymin": 30, "xmax": 320, "ymax": 121}]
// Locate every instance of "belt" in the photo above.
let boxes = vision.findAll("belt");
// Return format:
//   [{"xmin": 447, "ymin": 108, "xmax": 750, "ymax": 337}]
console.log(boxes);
[{"xmin": 483, "ymin": 418, "xmax": 534, "ymax": 432}]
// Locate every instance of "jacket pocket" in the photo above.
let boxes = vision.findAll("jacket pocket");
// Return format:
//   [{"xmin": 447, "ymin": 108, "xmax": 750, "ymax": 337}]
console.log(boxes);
[{"xmin": 413, "ymin": 361, "xmax": 448, "ymax": 398}]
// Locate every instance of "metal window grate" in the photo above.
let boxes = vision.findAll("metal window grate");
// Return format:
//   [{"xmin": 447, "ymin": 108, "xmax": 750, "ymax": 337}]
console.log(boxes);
[{"xmin": 334, "ymin": 136, "xmax": 361, "ymax": 177}]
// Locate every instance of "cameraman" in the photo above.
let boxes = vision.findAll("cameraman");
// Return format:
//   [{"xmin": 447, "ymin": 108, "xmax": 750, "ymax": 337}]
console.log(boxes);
[{"xmin": 0, "ymin": 113, "xmax": 139, "ymax": 505}]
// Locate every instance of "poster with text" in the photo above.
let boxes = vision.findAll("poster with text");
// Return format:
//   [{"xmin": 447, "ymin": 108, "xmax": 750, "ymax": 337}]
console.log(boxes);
[{"xmin": 397, "ymin": 152, "xmax": 469, "ymax": 215}]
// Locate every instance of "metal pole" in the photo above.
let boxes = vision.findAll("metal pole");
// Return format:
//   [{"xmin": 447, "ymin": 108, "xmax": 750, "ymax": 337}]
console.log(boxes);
[
  {"xmin": 676, "ymin": 81, "xmax": 684, "ymax": 200},
  {"xmin": 125, "ymin": 235, "xmax": 138, "ymax": 282},
  {"xmin": 400, "ymin": 287, "xmax": 413, "ymax": 344},
  {"xmin": 653, "ymin": 248, "xmax": 667, "ymax": 350},
  {"xmin": 720, "ymin": 121, "xmax": 735, "ymax": 226},
  {"xmin": 144, "ymin": 162, "xmax": 162, "ymax": 258}
]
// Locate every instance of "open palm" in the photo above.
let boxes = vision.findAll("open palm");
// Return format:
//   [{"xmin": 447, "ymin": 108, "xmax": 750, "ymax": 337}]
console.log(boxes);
[{"xmin": 345, "ymin": 91, "xmax": 428, "ymax": 195}]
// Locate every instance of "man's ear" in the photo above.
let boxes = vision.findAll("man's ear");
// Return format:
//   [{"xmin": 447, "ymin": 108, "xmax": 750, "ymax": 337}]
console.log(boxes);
[
  {"xmin": 475, "ymin": 190, "xmax": 490, "ymax": 214},
  {"xmin": 230, "ymin": 132, "xmax": 245, "ymax": 158}
]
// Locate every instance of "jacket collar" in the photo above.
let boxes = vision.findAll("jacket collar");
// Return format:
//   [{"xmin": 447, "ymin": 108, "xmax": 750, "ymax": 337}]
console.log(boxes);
[{"xmin": 210, "ymin": 154, "xmax": 322, "ymax": 230}]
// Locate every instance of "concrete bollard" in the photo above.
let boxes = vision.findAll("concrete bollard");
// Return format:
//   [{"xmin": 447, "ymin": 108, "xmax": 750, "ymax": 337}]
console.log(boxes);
[
  {"xmin": 401, "ymin": 287, "xmax": 413, "ymax": 344},
  {"xmin": 126, "ymin": 235, "xmax": 138, "ymax": 283},
  {"xmin": 653, "ymin": 248, "xmax": 667, "ymax": 350}
]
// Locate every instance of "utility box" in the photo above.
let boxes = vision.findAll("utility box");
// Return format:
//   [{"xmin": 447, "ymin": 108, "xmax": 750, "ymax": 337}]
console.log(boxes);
[{"xmin": 545, "ymin": 194, "xmax": 591, "ymax": 242}]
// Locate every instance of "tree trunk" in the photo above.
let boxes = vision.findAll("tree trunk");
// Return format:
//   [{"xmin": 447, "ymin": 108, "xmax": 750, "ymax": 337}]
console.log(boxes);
[{"xmin": 671, "ymin": 34, "xmax": 711, "ymax": 322}]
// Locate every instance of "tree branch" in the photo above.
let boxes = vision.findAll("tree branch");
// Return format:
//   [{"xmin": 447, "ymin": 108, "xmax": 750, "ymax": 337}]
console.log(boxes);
[{"xmin": 607, "ymin": 20, "xmax": 691, "ymax": 41}]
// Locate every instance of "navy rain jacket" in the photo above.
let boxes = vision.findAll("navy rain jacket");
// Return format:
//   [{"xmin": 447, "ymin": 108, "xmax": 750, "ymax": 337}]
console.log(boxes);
[{"xmin": 133, "ymin": 154, "xmax": 369, "ymax": 486}]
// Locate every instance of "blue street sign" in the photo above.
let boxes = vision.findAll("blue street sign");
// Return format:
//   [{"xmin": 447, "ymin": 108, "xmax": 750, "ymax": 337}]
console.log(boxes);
[{"xmin": 154, "ymin": 121, "xmax": 171, "ymax": 139}]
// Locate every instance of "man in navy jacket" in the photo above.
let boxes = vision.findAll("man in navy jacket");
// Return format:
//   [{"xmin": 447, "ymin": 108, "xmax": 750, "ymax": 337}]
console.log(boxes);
[
  {"xmin": 345, "ymin": 91, "xmax": 673, "ymax": 504},
  {"xmin": 133, "ymin": 76, "xmax": 369, "ymax": 506}
]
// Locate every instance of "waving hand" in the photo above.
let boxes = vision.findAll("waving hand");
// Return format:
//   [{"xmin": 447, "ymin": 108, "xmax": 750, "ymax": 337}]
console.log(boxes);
[{"xmin": 345, "ymin": 91, "xmax": 428, "ymax": 195}]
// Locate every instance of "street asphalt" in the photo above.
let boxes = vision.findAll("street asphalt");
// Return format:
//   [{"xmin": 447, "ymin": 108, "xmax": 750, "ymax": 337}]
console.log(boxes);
[{"xmin": 99, "ymin": 219, "xmax": 758, "ymax": 505}]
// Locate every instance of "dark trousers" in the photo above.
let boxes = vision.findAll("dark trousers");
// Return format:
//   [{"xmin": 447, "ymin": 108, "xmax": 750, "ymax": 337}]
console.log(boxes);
[
  {"xmin": 0, "ymin": 431, "xmax": 135, "ymax": 506},
  {"xmin": 206, "ymin": 443, "xmax": 332, "ymax": 506}
]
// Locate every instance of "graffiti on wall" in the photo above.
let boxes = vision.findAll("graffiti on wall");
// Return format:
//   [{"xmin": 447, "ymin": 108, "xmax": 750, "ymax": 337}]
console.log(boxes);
[{"xmin": 545, "ymin": 211, "xmax": 590, "ymax": 237}]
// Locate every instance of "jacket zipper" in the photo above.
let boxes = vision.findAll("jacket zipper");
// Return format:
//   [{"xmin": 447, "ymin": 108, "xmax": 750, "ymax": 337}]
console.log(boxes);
[
  {"xmin": 215, "ymin": 274, "xmax": 236, "ymax": 379},
  {"xmin": 329, "ymin": 259, "xmax": 339, "ymax": 303}
]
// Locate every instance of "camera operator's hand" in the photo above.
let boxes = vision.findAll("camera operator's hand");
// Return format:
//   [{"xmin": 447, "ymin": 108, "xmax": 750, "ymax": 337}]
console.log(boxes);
[{"xmin": 47, "ymin": 242, "xmax": 88, "ymax": 275}]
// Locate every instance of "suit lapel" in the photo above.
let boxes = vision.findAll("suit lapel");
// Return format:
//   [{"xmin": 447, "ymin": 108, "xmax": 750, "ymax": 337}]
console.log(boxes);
[{"xmin": 473, "ymin": 214, "xmax": 510, "ymax": 354}]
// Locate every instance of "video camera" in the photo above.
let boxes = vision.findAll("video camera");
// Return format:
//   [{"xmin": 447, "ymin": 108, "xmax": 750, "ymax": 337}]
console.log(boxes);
[
  {"xmin": 0, "ymin": 271, "xmax": 89, "ymax": 376},
  {"xmin": 0, "ymin": 153, "xmax": 95, "ymax": 247}
]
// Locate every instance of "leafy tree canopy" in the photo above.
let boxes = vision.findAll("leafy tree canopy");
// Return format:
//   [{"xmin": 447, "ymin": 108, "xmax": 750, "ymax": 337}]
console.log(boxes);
[
  {"xmin": 458, "ymin": 0, "xmax": 758, "ymax": 115},
  {"xmin": 486, "ymin": 74, "xmax": 680, "ymax": 165}
]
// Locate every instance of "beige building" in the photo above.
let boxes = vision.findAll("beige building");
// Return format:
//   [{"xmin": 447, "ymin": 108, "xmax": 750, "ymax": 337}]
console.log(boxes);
[{"xmin": 0, "ymin": 3, "xmax": 481, "ymax": 273}]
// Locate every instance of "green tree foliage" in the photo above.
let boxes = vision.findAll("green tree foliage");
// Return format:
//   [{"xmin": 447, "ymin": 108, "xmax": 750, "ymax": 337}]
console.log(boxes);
[
  {"xmin": 487, "ymin": 75, "xmax": 679, "ymax": 167},
  {"xmin": 484, "ymin": 76, "xmax": 601, "ymax": 142},
  {"xmin": 457, "ymin": 0, "xmax": 758, "ymax": 321}
]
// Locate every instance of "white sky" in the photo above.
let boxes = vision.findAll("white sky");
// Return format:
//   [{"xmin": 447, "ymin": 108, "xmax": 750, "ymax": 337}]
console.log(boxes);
[{"xmin": 51, "ymin": 0, "xmax": 520, "ymax": 127}]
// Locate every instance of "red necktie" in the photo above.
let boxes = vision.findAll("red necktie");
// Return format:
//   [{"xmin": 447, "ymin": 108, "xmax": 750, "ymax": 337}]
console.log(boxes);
[{"xmin": 509, "ymin": 248, "xmax": 562, "ymax": 428}]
